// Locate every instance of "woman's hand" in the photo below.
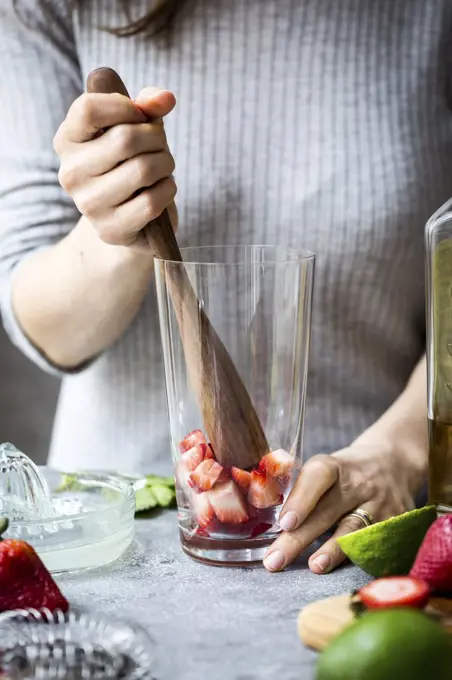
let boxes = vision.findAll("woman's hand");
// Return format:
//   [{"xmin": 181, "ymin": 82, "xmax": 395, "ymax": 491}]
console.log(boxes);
[
  {"xmin": 263, "ymin": 355, "xmax": 428, "ymax": 574},
  {"xmin": 263, "ymin": 438, "xmax": 427, "ymax": 574},
  {"xmin": 14, "ymin": 87, "xmax": 179, "ymax": 368},
  {"xmin": 54, "ymin": 87, "xmax": 177, "ymax": 248}
]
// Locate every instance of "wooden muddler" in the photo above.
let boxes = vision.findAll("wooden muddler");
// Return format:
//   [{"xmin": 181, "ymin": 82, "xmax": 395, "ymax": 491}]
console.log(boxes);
[{"xmin": 87, "ymin": 67, "xmax": 269, "ymax": 469}]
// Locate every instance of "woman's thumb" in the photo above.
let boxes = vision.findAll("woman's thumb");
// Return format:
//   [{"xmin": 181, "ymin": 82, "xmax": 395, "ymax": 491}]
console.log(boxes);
[{"xmin": 134, "ymin": 87, "xmax": 176, "ymax": 121}]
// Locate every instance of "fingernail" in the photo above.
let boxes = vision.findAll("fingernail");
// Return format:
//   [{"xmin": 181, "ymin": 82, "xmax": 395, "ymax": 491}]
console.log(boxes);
[
  {"xmin": 310, "ymin": 554, "xmax": 331, "ymax": 574},
  {"xmin": 263, "ymin": 550, "xmax": 285, "ymax": 572},
  {"xmin": 279, "ymin": 511, "xmax": 299, "ymax": 532}
]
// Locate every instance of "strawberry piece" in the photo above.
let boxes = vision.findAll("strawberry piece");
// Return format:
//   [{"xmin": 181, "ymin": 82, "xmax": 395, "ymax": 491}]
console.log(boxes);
[
  {"xmin": 0, "ymin": 519, "xmax": 68, "ymax": 613},
  {"xmin": 278, "ymin": 475, "xmax": 292, "ymax": 492},
  {"xmin": 176, "ymin": 444, "xmax": 206, "ymax": 490},
  {"xmin": 205, "ymin": 444, "xmax": 215, "ymax": 460},
  {"xmin": 358, "ymin": 576, "xmax": 430, "ymax": 610},
  {"xmin": 179, "ymin": 430, "xmax": 207, "ymax": 453},
  {"xmin": 189, "ymin": 459, "xmax": 227, "ymax": 491},
  {"xmin": 231, "ymin": 466, "xmax": 252, "ymax": 491},
  {"xmin": 248, "ymin": 470, "xmax": 282, "ymax": 509},
  {"xmin": 181, "ymin": 443, "xmax": 206, "ymax": 471},
  {"xmin": 259, "ymin": 449, "xmax": 294, "ymax": 478},
  {"xmin": 175, "ymin": 460, "xmax": 191, "ymax": 489},
  {"xmin": 208, "ymin": 481, "xmax": 249, "ymax": 524},
  {"xmin": 410, "ymin": 515, "xmax": 452, "ymax": 592},
  {"xmin": 192, "ymin": 492, "xmax": 215, "ymax": 529}
]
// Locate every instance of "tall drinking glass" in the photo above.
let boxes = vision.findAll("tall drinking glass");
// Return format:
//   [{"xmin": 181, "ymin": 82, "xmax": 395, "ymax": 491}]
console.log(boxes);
[{"xmin": 155, "ymin": 245, "xmax": 315, "ymax": 565}]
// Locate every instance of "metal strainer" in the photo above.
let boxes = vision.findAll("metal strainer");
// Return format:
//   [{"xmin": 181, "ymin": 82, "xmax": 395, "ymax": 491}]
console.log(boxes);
[{"xmin": 0, "ymin": 608, "xmax": 155, "ymax": 679}]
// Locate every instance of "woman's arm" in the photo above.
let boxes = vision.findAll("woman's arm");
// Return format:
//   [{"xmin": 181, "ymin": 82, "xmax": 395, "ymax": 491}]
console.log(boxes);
[
  {"xmin": 264, "ymin": 354, "xmax": 428, "ymax": 573},
  {"xmin": 0, "ymin": 6, "xmax": 176, "ymax": 371},
  {"xmin": 352, "ymin": 355, "xmax": 428, "ymax": 489},
  {"xmin": 12, "ymin": 217, "xmax": 156, "ymax": 368},
  {"xmin": 12, "ymin": 83, "xmax": 177, "ymax": 369}
]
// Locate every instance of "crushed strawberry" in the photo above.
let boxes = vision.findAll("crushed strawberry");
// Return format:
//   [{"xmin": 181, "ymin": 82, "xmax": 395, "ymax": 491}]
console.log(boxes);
[
  {"xmin": 208, "ymin": 480, "xmax": 249, "ymax": 524},
  {"xmin": 277, "ymin": 475, "xmax": 292, "ymax": 491},
  {"xmin": 248, "ymin": 470, "xmax": 282, "ymax": 509},
  {"xmin": 179, "ymin": 429, "xmax": 207, "ymax": 453},
  {"xmin": 175, "ymin": 443, "xmax": 206, "ymax": 490},
  {"xmin": 231, "ymin": 466, "xmax": 252, "ymax": 491},
  {"xmin": 175, "ymin": 460, "xmax": 191, "ymax": 488},
  {"xmin": 192, "ymin": 491, "xmax": 215, "ymax": 529},
  {"xmin": 181, "ymin": 443, "xmax": 206, "ymax": 471},
  {"xmin": 258, "ymin": 449, "xmax": 294, "ymax": 478},
  {"xmin": 205, "ymin": 444, "xmax": 215, "ymax": 460},
  {"xmin": 189, "ymin": 459, "xmax": 228, "ymax": 491}
]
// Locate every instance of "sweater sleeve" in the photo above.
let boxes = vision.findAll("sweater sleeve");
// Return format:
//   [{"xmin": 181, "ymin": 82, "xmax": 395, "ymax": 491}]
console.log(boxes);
[{"xmin": 0, "ymin": 1, "xmax": 83, "ymax": 376}]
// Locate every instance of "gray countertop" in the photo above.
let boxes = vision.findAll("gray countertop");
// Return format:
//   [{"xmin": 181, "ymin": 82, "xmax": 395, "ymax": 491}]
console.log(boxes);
[{"xmin": 58, "ymin": 510, "xmax": 369, "ymax": 680}]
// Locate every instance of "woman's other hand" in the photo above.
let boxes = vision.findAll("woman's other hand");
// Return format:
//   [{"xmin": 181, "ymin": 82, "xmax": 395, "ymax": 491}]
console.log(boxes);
[
  {"xmin": 263, "ymin": 357, "xmax": 428, "ymax": 574},
  {"xmin": 263, "ymin": 440, "xmax": 424, "ymax": 574}
]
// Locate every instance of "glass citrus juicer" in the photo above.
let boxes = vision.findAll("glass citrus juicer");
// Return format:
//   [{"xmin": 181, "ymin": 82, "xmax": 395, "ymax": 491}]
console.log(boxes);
[
  {"xmin": 426, "ymin": 197, "xmax": 452, "ymax": 514},
  {"xmin": 0, "ymin": 442, "xmax": 135, "ymax": 573}
]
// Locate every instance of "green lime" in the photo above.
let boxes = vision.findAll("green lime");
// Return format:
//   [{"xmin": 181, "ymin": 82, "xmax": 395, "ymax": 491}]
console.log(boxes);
[
  {"xmin": 135, "ymin": 487, "xmax": 158, "ymax": 512},
  {"xmin": 316, "ymin": 609, "xmax": 451, "ymax": 680},
  {"xmin": 336, "ymin": 506, "xmax": 437, "ymax": 577},
  {"xmin": 135, "ymin": 480, "xmax": 176, "ymax": 512}
]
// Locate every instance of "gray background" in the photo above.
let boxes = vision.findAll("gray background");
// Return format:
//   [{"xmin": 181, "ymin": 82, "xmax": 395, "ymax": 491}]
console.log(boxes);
[{"xmin": 0, "ymin": 325, "xmax": 58, "ymax": 465}]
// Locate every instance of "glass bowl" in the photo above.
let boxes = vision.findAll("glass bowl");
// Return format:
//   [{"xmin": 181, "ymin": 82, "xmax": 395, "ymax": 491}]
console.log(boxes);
[{"xmin": 5, "ymin": 468, "xmax": 135, "ymax": 573}]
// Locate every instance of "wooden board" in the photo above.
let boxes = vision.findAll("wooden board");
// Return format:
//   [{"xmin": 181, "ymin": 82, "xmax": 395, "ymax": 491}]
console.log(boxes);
[{"xmin": 298, "ymin": 594, "xmax": 452, "ymax": 651}]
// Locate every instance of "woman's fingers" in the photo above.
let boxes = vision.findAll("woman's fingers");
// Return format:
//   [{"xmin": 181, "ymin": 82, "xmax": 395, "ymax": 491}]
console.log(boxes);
[
  {"xmin": 94, "ymin": 177, "xmax": 177, "ymax": 246},
  {"xmin": 134, "ymin": 87, "xmax": 176, "ymax": 119},
  {"xmin": 264, "ymin": 481, "xmax": 361, "ymax": 572},
  {"xmin": 55, "ymin": 93, "xmax": 146, "ymax": 148},
  {"xmin": 74, "ymin": 150, "xmax": 175, "ymax": 215},
  {"xmin": 308, "ymin": 507, "xmax": 377, "ymax": 575},
  {"xmin": 85, "ymin": 123, "xmax": 168, "ymax": 177},
  {"xmin": 263, "ymin": 452, "xmax": 374, "ymax": 573},
  {"xmin": 278, "ymin": 454, "xmax": 339, "ymax": 532},
  {"xmin": 59, "ymin": 123, "xmax": 169, "ymax": 188}
]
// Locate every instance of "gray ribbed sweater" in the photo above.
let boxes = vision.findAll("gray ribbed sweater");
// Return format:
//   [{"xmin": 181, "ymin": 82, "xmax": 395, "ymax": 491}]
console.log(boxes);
[{"xmin": 1, "ymin": 0, "xmax": 451, "ymax": 473}]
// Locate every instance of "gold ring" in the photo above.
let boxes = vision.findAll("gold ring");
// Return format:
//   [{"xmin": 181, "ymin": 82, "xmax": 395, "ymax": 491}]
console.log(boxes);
[{"xmin": 341, "ymin": 508, "xmax": 374, "ymax": 529}]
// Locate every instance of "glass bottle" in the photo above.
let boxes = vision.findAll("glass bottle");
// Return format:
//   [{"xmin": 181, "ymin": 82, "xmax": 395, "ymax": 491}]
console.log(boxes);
[{"xmin": 426, "ymin": 198, "xmax": 452, "ymax": 514}]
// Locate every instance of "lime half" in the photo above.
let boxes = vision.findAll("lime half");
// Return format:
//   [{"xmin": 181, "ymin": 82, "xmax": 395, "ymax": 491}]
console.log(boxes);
[{"xmin": 336, "ymin": 506, "xmax": 437, "ymax": 577}]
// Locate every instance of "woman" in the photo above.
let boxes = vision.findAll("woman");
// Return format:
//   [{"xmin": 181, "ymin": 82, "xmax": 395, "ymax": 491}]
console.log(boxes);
[{"xmin": 0, "ymin": 0, "xmax": 449, "ymax": 574}]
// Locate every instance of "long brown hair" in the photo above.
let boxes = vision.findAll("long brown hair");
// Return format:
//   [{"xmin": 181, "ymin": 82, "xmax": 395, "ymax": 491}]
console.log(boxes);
[{"xmin": 13, "ymin": 0, "xmax": 186, "ymax": 37}]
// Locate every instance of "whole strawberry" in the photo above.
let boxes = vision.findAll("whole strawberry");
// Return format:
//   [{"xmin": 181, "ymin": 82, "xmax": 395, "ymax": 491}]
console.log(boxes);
[
  {"xmin": 0, "ymin": 517, "xmax": 68, "ymax": 613},
  {"xmin": 410, "ymin": 514, "xmax": 452, "ymax": 593}
]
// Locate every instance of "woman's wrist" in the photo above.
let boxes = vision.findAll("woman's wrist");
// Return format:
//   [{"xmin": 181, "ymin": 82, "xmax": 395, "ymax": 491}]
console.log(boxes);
[
  {"xmin": 66, "ymin": 216, "xmax": 156, "ymax": 273},
  {"xmin": 351, "ymin": 355, "xmax": 428, "ymax": 495},
  {"xmin": 352, "ymin": 417, "xmax": 428, "ymax": 495},
  {"xmin": 12, "ymin": 216, "xmax": 157, "ymax": 370}
]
